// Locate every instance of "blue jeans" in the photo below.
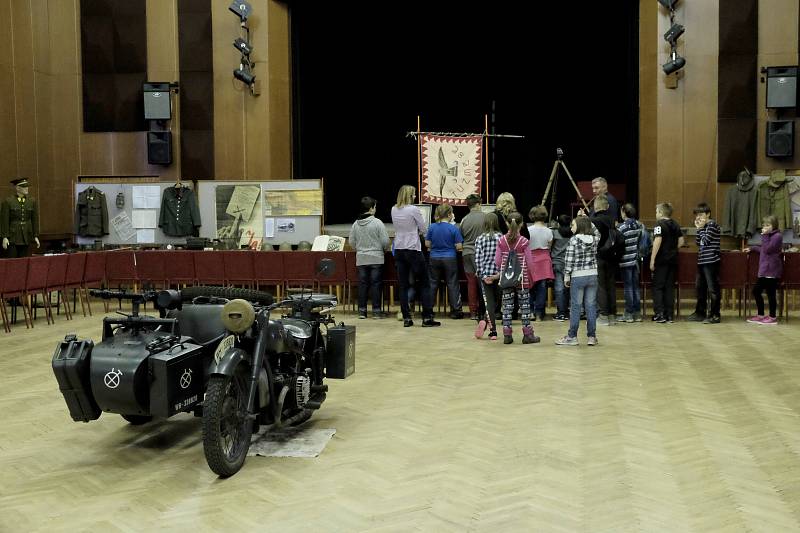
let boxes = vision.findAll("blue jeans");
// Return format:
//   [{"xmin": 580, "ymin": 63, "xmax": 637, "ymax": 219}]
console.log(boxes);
[
  {"xmin": 357, "ymin": 264, "xmax": 383, "ymax": 312},
  {"xmin": 621, "ymin": 265, "xmax": 641, "ymax": 314},
  {"xmin": 553, "ymin": 267, "xmax": 567, "ymax": 316},
  {"xmin": 530, "ymin": 280, "xmax": 547, "ymax": 316},
  {"xmin": 568, "ymin": 275, "xmax": 597, "ymax": 338}
]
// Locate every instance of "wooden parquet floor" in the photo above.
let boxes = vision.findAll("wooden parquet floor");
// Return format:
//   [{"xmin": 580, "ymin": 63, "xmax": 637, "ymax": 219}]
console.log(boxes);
[{"xmin": 1, "ymin": 304, "xmax": 800, "ymax": 532}]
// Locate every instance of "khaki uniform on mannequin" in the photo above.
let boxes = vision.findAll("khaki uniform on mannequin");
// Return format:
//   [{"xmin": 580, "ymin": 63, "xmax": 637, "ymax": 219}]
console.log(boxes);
[{"xmin": 1, "ymin": 178, "xmax": 40, "ymax": 257}]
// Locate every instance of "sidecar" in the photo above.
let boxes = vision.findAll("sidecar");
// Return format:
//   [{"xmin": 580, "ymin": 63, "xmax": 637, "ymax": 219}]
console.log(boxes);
[{"xmin": 52, "ymin": 295, "xmax": 229, "ymax": 424}]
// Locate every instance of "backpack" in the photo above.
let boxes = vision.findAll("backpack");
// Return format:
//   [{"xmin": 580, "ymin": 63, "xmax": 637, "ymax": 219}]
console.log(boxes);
[
  {"xmin": 499, "ymin": 237, "xmax": 523, "ymax": 289},
  {"xmin": 637, "ymin": 222, "xmax": 652, "ymax": 262},
  {"xmin": 599, "ymin": 226, "xmax": 626, "ymax": 263}
]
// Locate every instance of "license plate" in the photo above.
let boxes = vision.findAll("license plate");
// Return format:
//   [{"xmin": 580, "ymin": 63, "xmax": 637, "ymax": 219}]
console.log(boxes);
[{"xmin": 214, "ymin": 335, "xmax": 235, "ymax": 363}]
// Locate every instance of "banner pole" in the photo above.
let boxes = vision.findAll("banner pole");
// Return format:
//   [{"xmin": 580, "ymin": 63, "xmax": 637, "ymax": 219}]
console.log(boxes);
[
  {"xmin": 484, "ymin": 114, "xmax": 489, "ymax": 202},
  {"xmin": 416, "ymin": 116, "xmax": 422, "ymax": 194}
]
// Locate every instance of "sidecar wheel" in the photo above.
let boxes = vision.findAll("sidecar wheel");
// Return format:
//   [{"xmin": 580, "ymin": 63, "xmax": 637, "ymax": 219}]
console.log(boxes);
[
  {"xmin": 121, "ymin": 414, "xmax": 153, "ymax": 425},
  {"xmin": 202, "ymin": 368, "xmax": 253, "ymax": 477}
]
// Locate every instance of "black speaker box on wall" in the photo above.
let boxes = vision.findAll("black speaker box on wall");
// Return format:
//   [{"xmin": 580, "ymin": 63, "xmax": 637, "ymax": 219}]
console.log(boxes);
[
  {"xmin": 766, "ymin": 120, "xmax": 794, "ymax": 158},
  {"xmin": 766, "ymin": 67, "xmax": 797, "ymax": 109},
  {"xmin": 147, "ymin": 131, "xmax": 172, "ymax": 165}
]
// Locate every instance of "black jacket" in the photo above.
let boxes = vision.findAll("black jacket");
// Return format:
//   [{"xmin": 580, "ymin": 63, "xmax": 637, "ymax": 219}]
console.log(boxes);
[
  {"xmin": 75, "ymin": 187, "xmax": 109, "ymax": 237},
  {"xmin": 159, "ymin": 186, "xmax": 201, "ymax": 237}
]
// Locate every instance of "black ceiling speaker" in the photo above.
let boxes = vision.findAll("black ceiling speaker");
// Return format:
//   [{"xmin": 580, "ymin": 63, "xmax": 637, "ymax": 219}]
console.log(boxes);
[{"xmin": 766, "ymin": 120, "xmax": 794, "ymax": 158}]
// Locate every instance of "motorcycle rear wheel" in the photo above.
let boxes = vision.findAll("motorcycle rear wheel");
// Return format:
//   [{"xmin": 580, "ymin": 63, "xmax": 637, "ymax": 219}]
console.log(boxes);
[{"xmin": 202, "ymin": 367, "xmax": 253, "ymax": 477}]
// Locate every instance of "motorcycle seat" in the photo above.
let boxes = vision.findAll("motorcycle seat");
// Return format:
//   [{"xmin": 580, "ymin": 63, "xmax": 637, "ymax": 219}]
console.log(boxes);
[{"xmin": 167, "ymin": 304, "xmax": 227, "ymax": 346}]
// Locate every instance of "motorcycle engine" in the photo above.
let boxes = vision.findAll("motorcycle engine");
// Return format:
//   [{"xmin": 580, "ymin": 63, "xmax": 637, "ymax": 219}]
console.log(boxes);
[{"xmin": 293, "ymin": 373, "xmax": 311, "ymax": 408}]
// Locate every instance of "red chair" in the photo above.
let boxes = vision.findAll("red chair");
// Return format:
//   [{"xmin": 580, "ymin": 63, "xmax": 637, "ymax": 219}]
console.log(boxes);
[
  {"xmin": 382, "ymin": 251, "xmax": 399, "ymax": 311},
  {"xmin": 253, "ymin": 251, "xmax": 285, "ymax": 297},
  {"xmin": 164, "ymin": 250, "xmax": 196, "ymax": 287},
  {"xmin": 344, "ymin": 251, "xmax": 359, "ymax": 311},
  {"xmin": 675, "ymin": 251, "xmax": 697, "ymax": 317},
  {"xmin": 312, "ymin": 251, "xmax": 347, "ymax": 302},
  {"xmin": 0, "ymin": 261, "xmax": 10, "ymax": 332},
  {"xmin": 640, "ymin": 261, "xmax": 652, "ymax": 318},
  {"xmin": 223, "ymin": 251, "xmax": 255, "ymax": 288},
  {"xmin": 743, "ymin": 251, "xmax": 761, "ymax": 317},
  {"xmin": 83, "ymin": 252, "xmax": 108, "ymax": 315},
  {"xmin": 719, "ymin": 252, "xmax": 748, "ymax": 317},
  {"xmin": 45, "ymin": 254, "xmax": 71, "ymax": 321},
  {"xmin": 135, "ymin": 250, "xmax": 167, "ymax": 289},
  {"xmin": 1, "ymin": 258, "xmax": 31, "ymax": 329},
  {"xmin": 194, "ymin": 251, "xmax": 226, "ymax": 286},
  {"xmin": 26, "ymin": 256, "xmax": 53, "ymax": 325},
  {"xmin": 65, "ymin": 253, "xmax": 88, "ymax": 317},
  {"xmin": 282, "ymin": 251, "xmax": 316, "ymax": 292},
  {"xmin": 105, "ymin": 250, "xmax": 137, "ymax": 290},
  {"xmin": 782, "ymin": 253, "xmax": 799, "ymax": 322}
]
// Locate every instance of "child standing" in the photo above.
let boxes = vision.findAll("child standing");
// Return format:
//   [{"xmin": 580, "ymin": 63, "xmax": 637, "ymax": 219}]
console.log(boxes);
[
  {"xmin": 348, "ymin": 196, "xmax": 390, "ymax": 319},
  {"xmin": 650, "ymin": 202, "xmax": 684, "ymax": 323},
  {"xmin": 687, "ymin": 203, "xmax": 722, "ymax": 324},
  {"xmin": 550, "ymin": 215, "xmax": 572, "ymax": 321},
  {"xmin": 493, "ymin": 212, "xmax": 540, "ymax": 344},
  {"xmin": 556, "ymin": 216, "xmax": 600, "ymax": 346},
  {"xmin": 474, "ymin": 213, "xmax": 502, "ymax": 340},
  {"xmin": 527, "ymin": 205, "xmax": 555, "ymax": 322},
  {"xmin": 425, "ymin": 203, "xmax": 464, "ymax": 319},
  {"xmin": 745, "ymin": 215, "xmax": 783, "ymax": 325},
  {"xmin": 618, "ymin": 203, "xmax": 643, "ymax": 322}
]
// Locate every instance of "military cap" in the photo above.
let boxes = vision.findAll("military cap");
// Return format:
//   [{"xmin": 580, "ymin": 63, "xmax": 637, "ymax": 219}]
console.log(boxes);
[{"xmin": 10, "ymin": 178, "xmax": 29, "ymax": 187}]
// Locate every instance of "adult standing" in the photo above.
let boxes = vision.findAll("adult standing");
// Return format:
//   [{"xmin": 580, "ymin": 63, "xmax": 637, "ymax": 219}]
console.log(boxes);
[
  {"xmin": 1, "ymin": 177, "xmax": 40, "ymax": 257},
  {"xmin": 458, "ymin": 194, "xmax": 485, "ymax": 320},
  {"xmin": 590, "ymin": 177, "xmax": 619, "ymax": 221},
  {"xmin": 493, "ymin": 192, "xmax": 530, "ymax": 240},
  {"xmin": 391, "ymin": 185, "xmax": 440, "ymax": 327},
  {"xmin": 582, "ymin": 195, "xmax": 616, "ymax": 325}
]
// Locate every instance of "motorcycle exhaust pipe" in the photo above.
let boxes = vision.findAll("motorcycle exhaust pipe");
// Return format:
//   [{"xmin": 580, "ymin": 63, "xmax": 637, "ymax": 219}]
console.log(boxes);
[
  {"xmin": 310, "ymin": 384, "xmax": 328, "ymax": 393},
  {"xmin": 304, "ymin": 400, "xmax": 323, "ymax": 410}
]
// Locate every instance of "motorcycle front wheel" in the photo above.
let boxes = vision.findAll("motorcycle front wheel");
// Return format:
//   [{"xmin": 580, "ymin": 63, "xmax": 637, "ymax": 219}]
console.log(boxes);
[{"xmin": 202, "ymin": 367, "xmax": 253, "ymax": 477}]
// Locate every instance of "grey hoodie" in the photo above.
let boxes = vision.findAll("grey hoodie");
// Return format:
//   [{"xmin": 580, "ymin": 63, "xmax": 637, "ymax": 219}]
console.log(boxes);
[
  {"xmin": 349, "ymin": 214, "xmax": 390, "ymax": 266},
  {"xmin": 722, "ymin": 169, "xmax": 757, "ymax": 238}
]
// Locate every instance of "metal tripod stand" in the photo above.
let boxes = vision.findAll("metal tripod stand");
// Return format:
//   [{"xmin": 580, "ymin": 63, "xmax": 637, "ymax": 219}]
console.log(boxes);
[{"xmin": 540, "ymin": 149, "xmax": 590, "ymax": 220}]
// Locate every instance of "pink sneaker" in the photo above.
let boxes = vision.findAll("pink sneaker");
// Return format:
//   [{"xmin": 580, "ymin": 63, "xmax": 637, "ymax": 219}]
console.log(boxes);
[
  {"xmin": 474, "ymin": 319, "xmax": 487, "ymax": 339},
  {"xmin": 746, "ymin": 315, "xmax": 765, "ymax": 324},
  {"xmin": 760, "ymin": 316, "xmax": 778, "ymax": 325}
]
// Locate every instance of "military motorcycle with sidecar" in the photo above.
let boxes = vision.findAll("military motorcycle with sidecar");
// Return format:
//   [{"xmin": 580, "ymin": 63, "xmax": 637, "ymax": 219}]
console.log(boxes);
[{"xmin": 52, "ymin": 259, "xmax": 355, "ymax": 477}]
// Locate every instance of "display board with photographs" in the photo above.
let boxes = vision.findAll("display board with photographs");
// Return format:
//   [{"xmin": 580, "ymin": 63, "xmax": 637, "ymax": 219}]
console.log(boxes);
[{"xmin": 199, "ymin": 180, "xmax": 322, "ymax": 246}]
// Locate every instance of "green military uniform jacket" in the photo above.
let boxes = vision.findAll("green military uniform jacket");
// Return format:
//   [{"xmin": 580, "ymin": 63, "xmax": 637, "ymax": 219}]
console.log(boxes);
[
  {"xmin": 75, "ymin": 186, "xmax": 109, "ymax": 237},
  {"xmin": 1, "ymin": 195, "xmax": 38, "ymax": 245},
  {"xmin": 159, "ymin": 186, "xmax": 201, "ymax": 237}
]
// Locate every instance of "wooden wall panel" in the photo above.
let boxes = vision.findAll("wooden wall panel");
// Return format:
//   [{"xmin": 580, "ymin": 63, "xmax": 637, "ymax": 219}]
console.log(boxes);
[
  {"xmin": 756, "ymin": 0, "xmax": 799, "ymax": 174},
  {"xmin": 638, "ymin": 0, "xmax": 659, "ymax": 224},
  {"xmin": 266, "ymin": 0, "xmax": 291, "ymax": 179}
]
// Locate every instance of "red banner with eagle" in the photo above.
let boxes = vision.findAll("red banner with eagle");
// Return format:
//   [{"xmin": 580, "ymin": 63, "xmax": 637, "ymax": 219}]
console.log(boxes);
[{"xmin": 420, "ymin": 135, "xmax": 483, "ymax": 206}]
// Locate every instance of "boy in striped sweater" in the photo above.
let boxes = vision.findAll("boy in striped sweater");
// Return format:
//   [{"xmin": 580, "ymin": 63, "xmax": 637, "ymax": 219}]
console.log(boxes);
[
  {"xmin": 617, "ymin": 203, "xmax": 643, "ymax": 322},
  {"xmin": 687, "ymin": 203, "xmax": 721, "ymax": 324}
]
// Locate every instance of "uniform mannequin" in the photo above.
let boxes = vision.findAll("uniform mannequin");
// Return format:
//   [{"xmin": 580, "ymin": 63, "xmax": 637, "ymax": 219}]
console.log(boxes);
[{"xmin": 1, "ymin": 178, "xmax": 40, "ymax": 257}]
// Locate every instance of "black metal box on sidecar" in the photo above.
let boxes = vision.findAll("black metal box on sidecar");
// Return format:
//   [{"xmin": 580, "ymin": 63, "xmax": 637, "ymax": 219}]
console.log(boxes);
[{"xmin": 325, "ymin": 325, "xmax": 355, "ymax": 379}]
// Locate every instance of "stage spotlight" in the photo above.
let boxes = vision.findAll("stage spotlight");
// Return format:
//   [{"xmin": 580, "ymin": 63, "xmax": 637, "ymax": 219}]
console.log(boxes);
[
  {"xmin": 662, "ymin": 51, "xmax": 686, "ymax": 75},
  {"xmin": 233, "ymin": 37, "xmax": 252, "ymax": 56},
  {"xmin": 234, "ymin": 66, "xmax": 255, "ymax": 86},
  {"xmin": 657, "ymin": 0, "xmax": 678, "ymax": 10},
  {"xmin": 228, "ymin": 1, "xmax": 252, "ymax": 22},
  {"xmin": 664, "ymin": 23, "xmax": 685, "ymax": 46}
]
